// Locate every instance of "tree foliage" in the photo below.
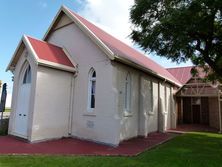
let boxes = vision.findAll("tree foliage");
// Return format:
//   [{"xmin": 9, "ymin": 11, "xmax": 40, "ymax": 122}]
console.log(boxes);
[{"xmin": 130, "ymin": 0, "xmax": 222, "ymax": 80}]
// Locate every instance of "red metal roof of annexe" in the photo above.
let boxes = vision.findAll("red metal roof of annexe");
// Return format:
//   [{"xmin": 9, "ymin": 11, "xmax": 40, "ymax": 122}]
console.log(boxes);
[
  {"xmin": 167, "ymin": 66, "xmax": 208, "ymax": 85},
  {"xmin": 65, "ymin": 7, "xmax": 181, "ymax": 86},
  {"xmin": 167, "ymin": 66, "xmax": 194, "ymax": 84},
  {"xmin": 27, "ymin": 36, "xmax": 74, "ymax": 68}
]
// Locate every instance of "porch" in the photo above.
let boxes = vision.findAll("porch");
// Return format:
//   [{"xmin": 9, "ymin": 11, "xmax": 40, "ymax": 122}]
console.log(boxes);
[{"xmin": 176, "ymin": 77, "xmax": 222, "ymax": 131}]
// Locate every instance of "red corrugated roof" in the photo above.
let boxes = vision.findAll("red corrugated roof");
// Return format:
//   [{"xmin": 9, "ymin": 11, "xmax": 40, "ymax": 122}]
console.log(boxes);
[
  {"xmin": 167, "ymin": 66, "xmax": 194, "ymax": 84},
  {"xmin": 66, "ymin": 8, "xmax": 181, "ymax": 86},
  {"xmin": 27, "ymin": 36, "xmax": 74, "ymax": 68},
  {"xmin": 167, "ymin": 66, "xmax": 208, "ymax": 85}
]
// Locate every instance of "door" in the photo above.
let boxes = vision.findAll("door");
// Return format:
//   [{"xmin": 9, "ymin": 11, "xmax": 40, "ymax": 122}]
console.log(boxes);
[
  {"xmin": 183, "ymin": 97, "xmax": 192, "ymax": 123},
  {"xmin": 201, "ymin": 97, "xmax": 209, "ymax": 125},
  {"xmin": 192, "ymin": 105, "xmax": 201, "ymax": 124},
  {"xmin": 14, "ymin": 65, "xmax": 31, "ymax": 138}
]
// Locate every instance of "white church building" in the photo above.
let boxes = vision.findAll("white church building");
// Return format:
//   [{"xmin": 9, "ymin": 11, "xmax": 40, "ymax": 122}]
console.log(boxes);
[{"xmin": 7, "ymin": 6, "xmax": 183, "ymax": 146}]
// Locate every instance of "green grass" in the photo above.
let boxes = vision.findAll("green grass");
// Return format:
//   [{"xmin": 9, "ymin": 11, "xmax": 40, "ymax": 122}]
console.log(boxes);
[
  {"xmin": 4, "ymin": 108, "xmax": 11, "ymax": 112},
  {"xmin": 0, "ymin": 132, "xmax": 222, "ymax": 167}
]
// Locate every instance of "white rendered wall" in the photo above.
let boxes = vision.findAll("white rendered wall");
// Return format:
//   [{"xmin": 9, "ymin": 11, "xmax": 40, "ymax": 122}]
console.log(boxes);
[
  {"xmin": 8, "ymin": 49, "xmax": 38, "ymax": 140},
  {"xmin": 159, "ymin": 83, "xmax": 172, "ymax": 131},
  {"xmin": 30, "ymin": 66, "xmax": 73, "ymax": 141},
  {"xmin": 47, "ymin": 20, "xmax": 119, "ymax": 145},
  {"xmin": 114, "ymin": 62, "xmax": 168, "ymax": 141},
  {"xmin": 115, "ymin": 63, "xmax": 139, "ymax": 141},
  {"xmin": 139, "ymin": 77, "xmax": 159, "ymax": 136},
  {"xmin": 166, "ymin": 85, "xmax": 171, "ymax": 130},
  {"xmin": 44, "ymin": 14, "xmax": 176, "ymax": 144}
]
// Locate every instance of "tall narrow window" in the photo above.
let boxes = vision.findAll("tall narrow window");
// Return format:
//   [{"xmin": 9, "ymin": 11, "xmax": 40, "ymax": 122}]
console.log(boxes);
[
  {"xmin": 88, "ymin": 69, "xmax": 96, "ymax": 110},
  {"xmin": 164, "ymin": 86, "xmax": 167, "ymax": 111},
  {"xmin": 23, "ymin": 65, "xmax": 31, "ymax": 84},
  {"xmin": 124, "ymin": 72, "xmax": 131, "ymax": 112},
  {"xmin": 148, "ymin": 80, "xmax": 153, "ymax": 113}
]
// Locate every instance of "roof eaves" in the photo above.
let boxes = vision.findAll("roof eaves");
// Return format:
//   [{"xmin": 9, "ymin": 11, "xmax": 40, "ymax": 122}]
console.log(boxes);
[
  {"xmin": 62, "ymin": 6, "xmax": 115, "ymax": 60},
  {"xmin": 38, "ymin": 59, "xmax": 75, "ymax": 73},
  {"xmin": 23, "ymin": 35, "xmax": 39, "ymax": 64},
  {"xmin": 175, "ymin": 77, "xmax": 193, "ymax": 95},
  {"xmin": 43, "ymin": 5, "xmax": 115, "ymax": 61},
  {"xmin": 114, "ymin": 55, "xmax": 182, "ymax": 87},
  {"xmin": 6, "ymin": 35, "xmax": 39, "ymax": 72},
  {"xmin": 43, "ymin": 6, "xmax": 64, "ymax": 41},
  {"xmin": 62, "ymin": 47, "xmax": 77, "ymax": 67},
  {"xmin": 25, "ymin": 35, "xmax": 76, "ymax": 72},
  {"xmin": 6, "ymin": 37, "xmax": 24, "ymax": 72}
]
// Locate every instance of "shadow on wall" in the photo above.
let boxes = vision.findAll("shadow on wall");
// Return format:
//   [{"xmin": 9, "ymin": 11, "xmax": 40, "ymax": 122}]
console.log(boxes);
[{"xmin": 158, "ymin": 97, "xmax": 164, "ymax": 132}]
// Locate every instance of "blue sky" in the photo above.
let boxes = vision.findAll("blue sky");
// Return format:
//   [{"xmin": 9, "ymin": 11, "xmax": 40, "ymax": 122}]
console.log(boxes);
[
  {"xmin": 0, "ymin": 0, "xmax": 83, "ymax": 95},
  {"xmin": 0, "ymin": 0, "xmax": 192, "ymax": 106}
]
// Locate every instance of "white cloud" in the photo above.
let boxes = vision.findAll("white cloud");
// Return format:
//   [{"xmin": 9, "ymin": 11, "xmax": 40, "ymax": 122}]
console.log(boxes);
[
  {"xmin": 79, "ymin": 0, "xmax": 134, "ymax": 45},
  {"xmin": 77, "ymin": 0, "xmax": 193, "ymax": 68}
]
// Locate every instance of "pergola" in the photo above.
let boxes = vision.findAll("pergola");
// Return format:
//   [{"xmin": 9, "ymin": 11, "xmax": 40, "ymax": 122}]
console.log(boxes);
[{"xmin": 176, "ymin": 77, "xmax": 222, "ymax": 132}]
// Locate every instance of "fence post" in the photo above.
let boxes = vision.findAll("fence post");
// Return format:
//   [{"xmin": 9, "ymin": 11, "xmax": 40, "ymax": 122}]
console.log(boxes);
[
  {"xmin": 0, "ymin": 83, "xmax": 7, "ymax": 125},
  {"xmin": 0, "ymin": 81, "xmax": 2, "ymax": 126},
  {"xmin": 0, "ymin": 81, "xmax": 2, "ymax": 101}
]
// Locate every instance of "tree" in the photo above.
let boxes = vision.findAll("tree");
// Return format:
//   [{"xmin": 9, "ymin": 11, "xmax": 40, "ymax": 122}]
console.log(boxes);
[{"xmin": 130, "ymin": 0, "xmax": 222, "ymax": 80}]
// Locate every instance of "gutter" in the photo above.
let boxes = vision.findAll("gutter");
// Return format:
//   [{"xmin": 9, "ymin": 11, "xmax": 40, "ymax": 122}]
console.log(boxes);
[{"xmin": 113, "ymin": 55, "xmax": 182, "ymax": 88}]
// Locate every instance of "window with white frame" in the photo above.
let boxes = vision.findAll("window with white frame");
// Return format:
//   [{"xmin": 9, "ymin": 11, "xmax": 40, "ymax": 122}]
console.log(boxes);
[
  {"xmin": 23, "ymin": 65, "xmax": 31, "ymax": 84},
  {"xmin": 124, "ymin": 72, "xmax": 131, "ymax": 112},
  {"xmin": 88, "ymin": 68, "xmax": 96, "ymax": 110}
]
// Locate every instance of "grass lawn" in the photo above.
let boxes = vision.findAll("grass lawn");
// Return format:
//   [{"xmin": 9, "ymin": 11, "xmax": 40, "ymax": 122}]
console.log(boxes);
[
  {"xmin": 0, "ymin": 132, "xmax": 221, "ymax": 167},
  {"xmin": 4, "ymin": 108, "xmax": 11, "ymax": 112}
]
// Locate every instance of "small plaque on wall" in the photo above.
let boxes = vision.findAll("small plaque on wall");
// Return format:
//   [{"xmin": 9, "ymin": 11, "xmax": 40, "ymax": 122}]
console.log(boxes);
[{"xmin": 87, "ymin": 120, "xmax": 94, "ymax": 128}]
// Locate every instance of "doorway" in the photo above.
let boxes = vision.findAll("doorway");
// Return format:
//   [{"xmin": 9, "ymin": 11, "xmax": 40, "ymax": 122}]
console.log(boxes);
[
  {"xmin": 14, "ymin": 64, "xmax": 32, "ymax": 138},
  {"xmin": 192, "ymin": 105, "xmax": 200, "ymax": 124},
  {"xmin": 181, "ymin": 97, "xmax": 209, "ymax": 125}
]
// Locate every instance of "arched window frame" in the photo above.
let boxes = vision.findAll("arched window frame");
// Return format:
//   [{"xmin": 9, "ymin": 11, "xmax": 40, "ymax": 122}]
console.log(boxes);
[
  {"xmin": 124, "ymin": 72, "xmax": 131, "ymax": 112},
  {"xmin": 88, "ymin": 68, "xmax": 96, "ymax": 111},
  {"xmin": 23, "ymin": 65, "xmax": 31, "ymax": 84}
]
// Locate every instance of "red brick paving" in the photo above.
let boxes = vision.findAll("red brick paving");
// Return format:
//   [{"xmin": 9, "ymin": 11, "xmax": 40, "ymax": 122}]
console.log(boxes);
[{"xmin": 0, "ymin": 132, "xmax": 174, "ymax": 156}]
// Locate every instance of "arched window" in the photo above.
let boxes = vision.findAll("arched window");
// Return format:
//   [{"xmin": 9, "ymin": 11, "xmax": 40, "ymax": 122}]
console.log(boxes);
[
  {"xmin": 23, "ymin": 65, "xmax": 31, "ymax": 84},
  {"xmin": 88, "ymin": 68, "xmax": 96, "ymax": 110},
  {"xmin": 124, "ymin": 72, "xmax": 131, "ymax": 112}
]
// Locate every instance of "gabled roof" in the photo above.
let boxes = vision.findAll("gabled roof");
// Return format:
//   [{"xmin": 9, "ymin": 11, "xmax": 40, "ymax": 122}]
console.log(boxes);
[
  {"xmin": 43, "ymin": 6, "xmax": 182, "ymax": 87},
  {"xmin": 167, "ymin": 66, "xmax": 208, "ymax": 85},
  {"xmin": 167, "ymin": 66, "xmax": 194, "ymax": 85},
  {"xmin": 7, "ymin": 35, "xmax": 75, "ymax": 73}
]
